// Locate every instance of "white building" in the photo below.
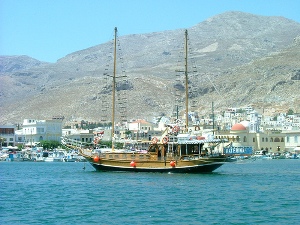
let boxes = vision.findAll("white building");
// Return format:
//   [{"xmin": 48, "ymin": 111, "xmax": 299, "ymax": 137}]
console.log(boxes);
[
  {"xmin": 62, "ymin": 128, "xmax": 94, "ymax": 143},
  {"xmin": 282, "ymin": 129, "xmax": 300, "ymax": 152},
  {"xmin": 15, "ymin": 118, "xmax": 63, "ymax": 146},
  {"xmin": 128, "ymin": 119, "xmax": 154, "ymax": 140},
  {"xmin": 248, "ymin": 111, "xmax": 261, "ymax": 133}
]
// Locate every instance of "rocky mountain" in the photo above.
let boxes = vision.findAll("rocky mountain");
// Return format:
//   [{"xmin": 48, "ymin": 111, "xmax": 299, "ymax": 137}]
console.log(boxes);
[
  {"xmin": 0, "ymin": 55, "xmax": 48, "ymax": 73},
  {"xmin": 1, "ymin": 11, "xmax": 300, "ymax": 125}
]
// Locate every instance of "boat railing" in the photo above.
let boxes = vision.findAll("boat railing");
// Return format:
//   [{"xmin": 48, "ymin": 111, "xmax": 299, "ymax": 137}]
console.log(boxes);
[
  {"xmin": 89, "ymin": 151, "xmax": 157, "ymax": 161},
  {"xmin": 180, "ymin": 154, "xmax": 202, "ymax": 160},
  {"xmin": 80, "ymin": 148, "xmax": 93, "ymax": 157}
]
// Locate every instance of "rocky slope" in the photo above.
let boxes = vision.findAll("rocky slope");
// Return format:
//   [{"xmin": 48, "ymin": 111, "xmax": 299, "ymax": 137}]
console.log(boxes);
[{"xmin": 1, "ymin": 11, "xmax": 300, "ymax": 124}]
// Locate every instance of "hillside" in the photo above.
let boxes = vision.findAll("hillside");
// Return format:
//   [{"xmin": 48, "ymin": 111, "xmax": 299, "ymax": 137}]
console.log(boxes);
[{"xmin": 1, "ymin": 11, "xmax": 300, "ymax": 124}]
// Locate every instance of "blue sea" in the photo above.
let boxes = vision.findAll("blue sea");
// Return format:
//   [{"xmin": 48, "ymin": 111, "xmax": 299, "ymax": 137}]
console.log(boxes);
[{"xmin": 0, "ymin": 159, "xmax": 299, "ymax": 225}]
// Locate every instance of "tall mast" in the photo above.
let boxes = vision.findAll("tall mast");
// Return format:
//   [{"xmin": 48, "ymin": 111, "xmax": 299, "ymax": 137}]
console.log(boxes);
[
  {"xmin": 111, "ymin": 27, "xmax": 117, "ymax": 151},
  {"xmin": 184, "ymin": 29, "xmax": 189, "ymax": 132},
  {"xmin": 212, "ymin": 101, "xmax": 215, "ymax": 135}
]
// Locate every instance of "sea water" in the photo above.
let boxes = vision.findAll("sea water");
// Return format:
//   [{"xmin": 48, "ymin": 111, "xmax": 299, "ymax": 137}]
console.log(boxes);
[{"xmin": 0, "ymin": 159, "xmax": 299, "ymax": 224}]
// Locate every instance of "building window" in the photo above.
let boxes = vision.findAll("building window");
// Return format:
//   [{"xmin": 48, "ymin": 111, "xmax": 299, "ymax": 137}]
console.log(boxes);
[
  {"xmin": 287, "ymin": 136, "xmax": 290, "ymax": 143},
  {"xmin": 262, "ymin": 137, "xmax": 264, "ymax": 142},
  {"xmin": 243, "ymin": 136, "xmax": 247, "ymax": 142},
  {"xmin": 281, "ymin": 138, "xmax": 284, "ymax": 142},
  {"xmin": 266, "ymin": 138, "xmax": 268, "ymax": 142},
  {"xmin": 295, "ymin": 136, "xmax": 298, "ymax": 143},
  {"xmin": 274, "ymin": 137, "xmax": 280, "ymax": 142},
  {"xmin": 253, "ymin": 137, "xmax": 255, "ymax": 142}
]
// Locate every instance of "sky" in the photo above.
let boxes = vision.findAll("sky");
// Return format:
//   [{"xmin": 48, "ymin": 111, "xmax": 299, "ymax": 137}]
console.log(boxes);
[{"xmin": 1, "ymin": 0, "xmax": 300, "ymax": 63}]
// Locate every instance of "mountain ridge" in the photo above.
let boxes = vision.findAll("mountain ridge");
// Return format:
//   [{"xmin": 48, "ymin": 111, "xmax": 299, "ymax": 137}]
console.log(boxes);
[{"xmin": 1, "ymin": 11, "xmax": 300, "ymax": 124}]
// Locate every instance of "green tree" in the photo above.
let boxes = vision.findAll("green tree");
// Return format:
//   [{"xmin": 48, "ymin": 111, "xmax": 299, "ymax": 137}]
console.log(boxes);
[
  {"xmin": 98, "ymin": 140, "xmax": 123, "ymax": 149},
  {"xmin": 287, "ymin": 109, "xmax": 294, "ymax": 115},
  {"xmin": 0, "ymin": 137, "xmax": 6, "ymax": 148},
  {"xmin": 40, "ymin": 140, "xmax": 61, "ymax": 150},
  {"xmin": 99, "ymin": 140, "xmax": 112, "ymax": 147},
  {"xmin": 125, "ymin": 130, "xmax": 132, "ymax": 138}
]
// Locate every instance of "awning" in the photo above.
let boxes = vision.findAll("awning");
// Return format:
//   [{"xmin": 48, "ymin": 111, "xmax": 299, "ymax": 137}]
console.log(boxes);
[
  {"xmin": 294, "ymin": 147, "xmax": 300, "ymax": 152},
  {"xmin": 178, "ymin": 139, "xmax": 227, "ymax": 144}
]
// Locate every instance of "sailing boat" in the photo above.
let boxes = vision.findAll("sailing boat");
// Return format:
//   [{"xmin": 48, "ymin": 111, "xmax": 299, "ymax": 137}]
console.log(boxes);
[{"xmin": 78, "ymin": 28, "xmax": 229, "ymax": 173}]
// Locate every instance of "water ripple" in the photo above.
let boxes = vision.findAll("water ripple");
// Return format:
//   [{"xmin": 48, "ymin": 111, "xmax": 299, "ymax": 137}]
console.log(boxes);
[{"xmin": 0, "ymin": 160, "xmax": 299, "ymax": 224}]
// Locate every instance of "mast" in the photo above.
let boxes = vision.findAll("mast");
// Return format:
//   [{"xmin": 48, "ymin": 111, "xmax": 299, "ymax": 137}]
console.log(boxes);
[
  {"xmin": 184, "ymin": 29, "xmax": 189, "ymax": 132},
  {"xmin": 111, "ymin": 27, "xmax": 117, "ymax": 151},
  {"xmin": 212, "ymin": 101, "xmax": 215, "ymax": 135}
]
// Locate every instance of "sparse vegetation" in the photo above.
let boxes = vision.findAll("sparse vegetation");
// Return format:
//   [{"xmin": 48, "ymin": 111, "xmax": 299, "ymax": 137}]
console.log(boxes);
[{"xmin": 1, "ymin": 12, "xmax": 300, "ymax": 124}]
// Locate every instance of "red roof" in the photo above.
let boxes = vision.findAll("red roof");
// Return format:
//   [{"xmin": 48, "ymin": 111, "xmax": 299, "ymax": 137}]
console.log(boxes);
[{"xmin": 231, "ymin": 123, "xmax": 246, "ymax": 131}]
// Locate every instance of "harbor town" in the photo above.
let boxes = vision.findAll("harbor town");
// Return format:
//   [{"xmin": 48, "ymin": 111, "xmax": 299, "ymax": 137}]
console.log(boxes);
[{"xmin": 1, "ymin": 105, "xmax": 300, "ymax": 162}]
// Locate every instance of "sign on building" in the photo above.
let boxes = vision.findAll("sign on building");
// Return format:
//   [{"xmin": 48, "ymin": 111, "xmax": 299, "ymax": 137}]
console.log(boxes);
[{"xmin": 223, "ymin": 146, "xmax": 253, "ymax": 155}]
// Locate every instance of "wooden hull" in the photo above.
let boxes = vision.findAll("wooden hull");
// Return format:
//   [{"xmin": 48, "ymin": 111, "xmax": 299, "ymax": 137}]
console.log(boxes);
[
  {"xmin": 84, "ymin": 156, "xmax": 226, "ymax": 173},
  {"xmin": 90, "ymin": 161, "xmax": 224, "ymax": 173},
  {"xmin": 79, "ymin": 138, "xmax": 228, "ymax": 173}
]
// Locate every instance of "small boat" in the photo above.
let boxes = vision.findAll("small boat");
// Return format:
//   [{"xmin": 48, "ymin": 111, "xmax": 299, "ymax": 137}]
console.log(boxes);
[
  {"xmin": 64, "ymin": 151, "xmax": 83, "ymax": 162},
  {"xmin": 252, "ymin": 150, "xmax": 272, "ymax": 160},
  {"xmin": 43, "ymin": 150, "xmax": 65, "ymax": 162},
  {"xmin": 79, "ymin": 28, "xmax": 229, "ymax": 173}
]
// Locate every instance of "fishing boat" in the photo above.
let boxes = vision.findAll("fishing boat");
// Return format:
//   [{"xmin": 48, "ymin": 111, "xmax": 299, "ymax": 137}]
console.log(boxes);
[{"xmin": 78, "ymin": 28, "xmax": 229, "ymax": 173}]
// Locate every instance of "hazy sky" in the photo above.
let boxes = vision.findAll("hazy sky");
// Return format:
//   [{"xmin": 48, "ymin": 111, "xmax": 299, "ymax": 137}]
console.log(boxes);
[{"xmin": 1, "ymin": 0, "xmax": 299, "ymax": 62}]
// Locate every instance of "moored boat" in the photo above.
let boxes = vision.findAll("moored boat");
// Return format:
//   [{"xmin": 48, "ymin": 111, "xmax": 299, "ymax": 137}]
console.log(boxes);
[
  {"xmin": 78, "ymin": 28, "xmax": 230, "ymax": 173},
  {"xmin": 80, "ymin": 130, "xmax": 228, "ymax": 173}
]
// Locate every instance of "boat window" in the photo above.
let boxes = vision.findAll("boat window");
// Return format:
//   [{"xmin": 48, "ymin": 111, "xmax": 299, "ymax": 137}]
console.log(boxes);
[
  {"xmin": 148, "ymin": 146, "xmax": 156, "ymax": 153},
  {"xmin": 114, "ymin": 155, "xmax": 119, "ymax": 159},
  {"xmin": 122, "ymin": 154, "xmax": 127, "ymax": 159},
  {"xmin": 139, "ymin": 155, "xmax": 144, "ymax": 159},
  {"xmin": 131, "ymin": 155, "xmax": 136, "ymax": 159},
  {"xmin": 109, "ymin": 155, "xmax": 113, "ymax": 159}
]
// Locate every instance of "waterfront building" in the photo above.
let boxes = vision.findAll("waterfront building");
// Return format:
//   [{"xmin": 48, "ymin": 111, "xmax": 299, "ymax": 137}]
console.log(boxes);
[
  {"xmin": 282, "ymin": 129, "xmax": 300, "ymax": 152},
  {"xmin": 0, "ymin": 125, "xmax": 16, "ymax": 147},
  {"xmin": 128, "ymin": 119, "xmax": 154, "ymax": 140},
  {"xmin": 62, "ymin": 128, "xmax": 94, "ymax": 144},
  {"xmin": 15, "ymin": 118, "xmax": 63, "ymax": 146},
  {"xmin": 215, "ymin": 121, "xmax": 285, "ymax": 153}
]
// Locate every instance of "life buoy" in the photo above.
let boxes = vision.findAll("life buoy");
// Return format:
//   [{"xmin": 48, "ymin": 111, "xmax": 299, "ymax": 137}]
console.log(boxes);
[
  {"xmin": 172, "ymin": 126, "xmax": 180, "ymax": 133},
  {"xmin": 94, "ymin": 137, "xmax": 99, "ymax": 144},
  {"xmin": 196, "ymin": 136, "xmax": 205, "ymax": 140},
  {"xmin": 152, "ymin": 137, "xmax": 158, "ymax": 144},
  {"xmin": 162, "ymin": 136, "xmax": 169, "ymax": 144}
]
